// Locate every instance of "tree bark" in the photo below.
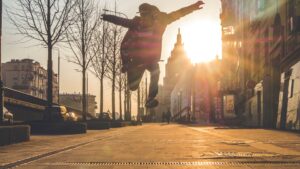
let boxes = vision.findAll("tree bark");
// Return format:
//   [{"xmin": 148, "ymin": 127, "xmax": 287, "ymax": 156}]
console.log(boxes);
[
  {"xmin": 81, "ymin": 0, "xmax": 87, "ymax": 121},
  {"xmin": 112, "ymin": 74, "xmax": 115, "ymax": 120},
  {"xmin": 111, "ymin": 28, "xmax": 117, "ymax": 120},
  {"xmin": 100, "ymin": 76, "xmax": 104, "ymax": 114},
  {"xmin": 82, "ymin": 68, "xmax": 86, "ymax": 121},
  {"xmin": 119, "ymin": 80, "xmax": 122, "ymax": 120},
  {"xmin": 46, "ymin": 0, "xmax": 53, "ymax": 120},
  {"xmin": 137, "ymin": 86, "xmax": 140, "ymax": 121},
  {"xmin": 124, "ymin": 80, "xmax": 127, "ymax": 119}
]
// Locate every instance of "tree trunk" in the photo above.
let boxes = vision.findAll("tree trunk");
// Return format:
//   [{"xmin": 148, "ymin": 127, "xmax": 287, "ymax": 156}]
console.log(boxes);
[
  {"xmin": 137, "ymin": 86, "xmax": 140, "ymax": 121},
  {"xmin": 126, "ymin": 89, "xmax": 131, "ymax": 121},
  {"xmin": 111, "ymin": 28, "xmax": 117, "ymax": 121},
  {"xmin": 82, "ymin": 68, "xmax": 86, "ymax": 121},
  {"xmin": 112, "ymin": 73, "xmax": 115, "ymax": 120},
  {"xmin": 124, "ymin": 80, "xmax": 127, "ymax": 118},
  {"xmin": 47, "ymin": 45, "xmax": 53, "ymax": 108},
  {"xmin": 81, "ymin": 0, "xmax": 86, "ymax": 121},
  {"xmin": 101, "ymin": 18, "xmax": 105, "ymax": 116},
  {"xmin": 129, "ymin": 92, "xmax": 131, "ymax": 120},
  {"xmin": 119, "ymin": 80, "xmax": 122, "ymax": 120},
  {"xmin": 100, "ymin": 76, "xmax": 104, "ymax": 114},
  {"xmin": 46, "ymin": 0, "xmax": 53, "ymax": 120}
]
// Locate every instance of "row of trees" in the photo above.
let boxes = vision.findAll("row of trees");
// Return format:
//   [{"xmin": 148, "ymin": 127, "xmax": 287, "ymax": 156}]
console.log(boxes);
[{"xmin": 9, "ymin": 0, "xmax": 132, "ymax": 121}]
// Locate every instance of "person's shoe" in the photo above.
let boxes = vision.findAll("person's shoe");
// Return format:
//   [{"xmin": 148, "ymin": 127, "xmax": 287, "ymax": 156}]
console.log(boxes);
[{"xmin": 145, "ymin": 98, "xmax": 159, "ymax": 108}]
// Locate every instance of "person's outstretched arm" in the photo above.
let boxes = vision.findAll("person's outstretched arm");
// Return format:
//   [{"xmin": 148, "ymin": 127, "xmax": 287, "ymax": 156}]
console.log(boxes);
[
  {"xmin": 102, "ymin": 14, "xmax": 135, "ymax": 28},
  {"xmin": 166, "ymin": 1, "xmax": 204, "ymax": 24}
]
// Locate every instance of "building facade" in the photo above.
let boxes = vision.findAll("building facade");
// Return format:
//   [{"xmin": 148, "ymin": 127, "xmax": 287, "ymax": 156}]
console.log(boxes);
[
  {"xmin": 159, "ymin": 29, "xmax": 192, "ymax": 115},
  {"xmin": 220, "ymin": 0, "xmax": 300, "ymax": 130},
  {"xmin": 171, "ymin": 59, "xmax": 222, "ymax": 123},
  {"xmin": 2, "ymin": 59, "xmax": 58, "ymax": 103},
  {"xmin": 59, "ymin": 93, "xmax": 97, "ymax": 117}
]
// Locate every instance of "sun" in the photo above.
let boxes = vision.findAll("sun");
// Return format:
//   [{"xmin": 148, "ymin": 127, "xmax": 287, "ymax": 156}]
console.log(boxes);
[{"xmin": 181, "ymin": 21, "xmax": 222, "ymax": 63}]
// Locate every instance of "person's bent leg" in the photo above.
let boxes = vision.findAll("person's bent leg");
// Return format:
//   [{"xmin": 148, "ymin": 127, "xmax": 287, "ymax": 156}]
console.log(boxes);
[
  {"xmin": 127, "ymin": 66, "xmax": 145, "ymax": 91},
  {"xmin": 147, "ymin": 63, "xmax": 160, "ymax": 99}
]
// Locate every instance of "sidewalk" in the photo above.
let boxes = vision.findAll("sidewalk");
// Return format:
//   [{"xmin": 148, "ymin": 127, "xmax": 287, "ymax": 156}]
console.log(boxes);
[
  {"xmin": 0, "ymin": 126, "xmax": 142, "ymax": 168},
  {"xmin": 1, "ymin": 124, "xmax": 300, "ymax": 169}
]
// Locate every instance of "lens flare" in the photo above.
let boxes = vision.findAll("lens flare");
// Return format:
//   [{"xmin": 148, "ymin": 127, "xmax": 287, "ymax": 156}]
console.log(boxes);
[{"xmin": 181, "ymin": 20, "xmax": 222, "ymax": 63}]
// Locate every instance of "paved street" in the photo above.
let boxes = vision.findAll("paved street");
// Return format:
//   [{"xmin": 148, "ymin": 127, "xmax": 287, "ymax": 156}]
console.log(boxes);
[{"xmin": 1, "ymin": 124, "xmax": 300, "ymax": 169}]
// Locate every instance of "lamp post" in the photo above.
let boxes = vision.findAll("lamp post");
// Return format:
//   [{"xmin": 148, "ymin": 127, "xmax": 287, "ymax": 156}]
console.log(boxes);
[{"xmin": 0, "ymin": 0, "xmax": 3, "ymax": 123}]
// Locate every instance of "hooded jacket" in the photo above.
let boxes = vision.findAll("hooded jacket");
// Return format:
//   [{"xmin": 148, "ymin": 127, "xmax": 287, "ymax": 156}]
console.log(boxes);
[{"xmin": 102, "ymin": 3, "xmax": 200, "ymax": 65}]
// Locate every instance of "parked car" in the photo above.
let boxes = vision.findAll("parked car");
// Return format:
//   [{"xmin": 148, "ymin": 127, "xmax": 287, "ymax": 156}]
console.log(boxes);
[
  {"xmin": 3, "ymin": 106, "xmax": 13, "ymax": 124},
  {"xmin": 45, "ymin": 105, "xmax": 77, "ymax": 122}
]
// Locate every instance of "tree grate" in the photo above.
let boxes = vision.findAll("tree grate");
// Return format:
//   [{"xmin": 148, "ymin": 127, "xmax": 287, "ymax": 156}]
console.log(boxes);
[{"xmin": 45, "ymin": 161, "xmax": 300, "ymax": 166}]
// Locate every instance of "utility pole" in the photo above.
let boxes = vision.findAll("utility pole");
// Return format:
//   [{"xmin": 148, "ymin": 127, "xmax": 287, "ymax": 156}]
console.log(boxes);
[{"xmin": 0, "ymin": 0, "xmax": 3, "ymax": 123}]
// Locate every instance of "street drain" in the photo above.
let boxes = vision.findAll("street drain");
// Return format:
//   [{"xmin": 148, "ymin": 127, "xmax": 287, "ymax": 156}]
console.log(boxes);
[
  {"xmin": 214, "ymin": 152, "xmax": 281, "ymax": 158},
  {"xmin": 45, "ymin": 161, "xmax": 300, "ymax": 166}
]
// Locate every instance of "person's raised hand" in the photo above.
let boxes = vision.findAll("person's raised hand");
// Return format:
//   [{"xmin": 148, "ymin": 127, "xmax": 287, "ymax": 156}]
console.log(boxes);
[{"xmin": 193, "ymin": 1, "xmax": 205, "ymax": 9}]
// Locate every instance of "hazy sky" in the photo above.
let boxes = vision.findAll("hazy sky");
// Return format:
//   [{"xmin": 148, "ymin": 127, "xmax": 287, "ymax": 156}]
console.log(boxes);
[{"xmin": 2, "ymin": 0, "xmax": 221, "ymax": 114}]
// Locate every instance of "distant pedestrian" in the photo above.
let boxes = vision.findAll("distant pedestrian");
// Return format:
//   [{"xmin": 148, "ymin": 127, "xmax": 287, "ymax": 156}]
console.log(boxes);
[{"xmin": 166, "ymin": 109, "xmax": 171, "ymax": 124}]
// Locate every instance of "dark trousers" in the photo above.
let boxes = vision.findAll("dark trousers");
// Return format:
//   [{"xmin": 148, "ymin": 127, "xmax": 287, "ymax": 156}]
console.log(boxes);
[{"xmin": 127, "ymin": 63, "xmax": 160, "ymax": 99}]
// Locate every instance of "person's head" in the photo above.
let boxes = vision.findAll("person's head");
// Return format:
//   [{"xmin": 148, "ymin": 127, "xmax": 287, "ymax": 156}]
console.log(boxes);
[{"xmin": 139, "ymin": 3, "xmax": 159, "ymax": 18}]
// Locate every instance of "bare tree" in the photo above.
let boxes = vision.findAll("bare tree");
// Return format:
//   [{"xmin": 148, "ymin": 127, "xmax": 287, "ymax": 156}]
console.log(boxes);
[
  {"xmin": 9, "ymin": 0, "xmax": 77, "ymax": 118},
  {"xmin": 66, "ymin": 0, "xmax": 101, "ymax": 121},
  {"xmin": 116, "ymin": 63, "xmax": 126, "ymax": 120},
  {"xmin": 105, "ymin": 8, "xmax": 124, "ymax": 121},
  {"xmin": 90, "ymin": 15, "xmax": 110, "ymax": 116}
]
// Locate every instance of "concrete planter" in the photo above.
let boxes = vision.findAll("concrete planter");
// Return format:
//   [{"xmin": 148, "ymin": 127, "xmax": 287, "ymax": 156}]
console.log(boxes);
[
  {"xmin": 86, "ymin": 120, "xmax": 110, "ymax": 130},
  {"xmin": 28, "ymin": 121, "xmax": 87, "ymax": 135},
  {"xmin": 0, "ymin": 125, "xmax": 30, "ymax": 146}
]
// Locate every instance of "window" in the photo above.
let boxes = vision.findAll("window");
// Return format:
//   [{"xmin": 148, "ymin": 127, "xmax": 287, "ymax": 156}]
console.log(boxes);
[
  {"xmin": 290, "ymin": 79, "xmax": 295, "ymax": 98},
  {"xmin": 257, "ymin": 0, "xmax": 266, "ymax": 12},
  {"xmin": 223, "ymin": 26, "xmax": 235, "ymax": 35},
  {"xmin": 288, "ymin": 0, "xmax": 300, "ymax": 33}
]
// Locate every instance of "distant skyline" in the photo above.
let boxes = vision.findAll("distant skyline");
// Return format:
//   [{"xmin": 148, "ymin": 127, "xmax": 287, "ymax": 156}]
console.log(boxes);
[{"xmin": 2, "ymin": 0, "xmax": 222, "ymax": 114}]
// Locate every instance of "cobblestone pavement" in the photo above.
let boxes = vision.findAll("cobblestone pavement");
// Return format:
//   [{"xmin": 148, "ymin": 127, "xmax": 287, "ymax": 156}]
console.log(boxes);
[{"xmin": 1, "ymin": 124, "xmax": 300, "ymax": 169}]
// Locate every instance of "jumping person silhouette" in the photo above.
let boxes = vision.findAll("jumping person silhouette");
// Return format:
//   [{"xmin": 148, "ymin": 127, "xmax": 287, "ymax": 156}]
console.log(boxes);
[{"xmin": 102, "ymin": 1, "xmax": 205, "ymax": 108}]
